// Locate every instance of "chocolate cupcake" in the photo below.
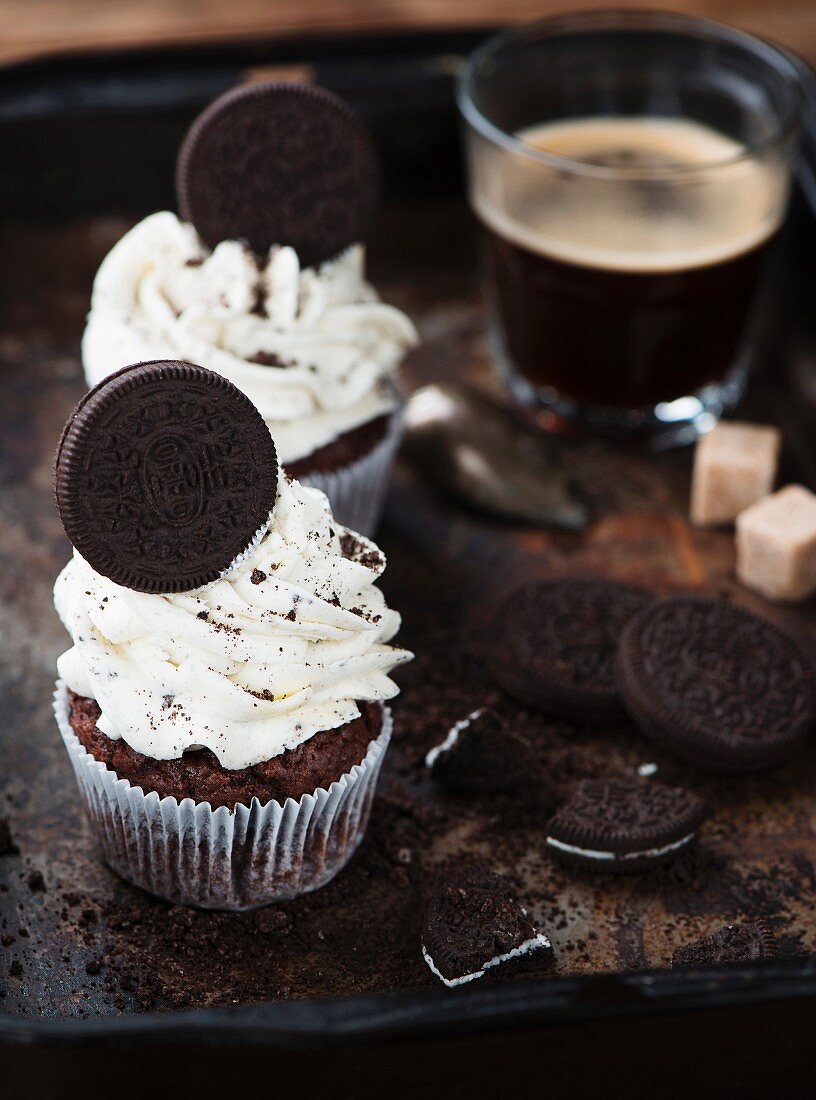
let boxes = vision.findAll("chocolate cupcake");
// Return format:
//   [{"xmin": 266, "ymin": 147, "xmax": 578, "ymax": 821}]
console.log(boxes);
[
  {"xmin": 53, "ymin": 361, "xmax": 412, "ymax": 909},
  {"xmin": 81, "ymin": 83, "xmax": 418, "ymax": 536}
]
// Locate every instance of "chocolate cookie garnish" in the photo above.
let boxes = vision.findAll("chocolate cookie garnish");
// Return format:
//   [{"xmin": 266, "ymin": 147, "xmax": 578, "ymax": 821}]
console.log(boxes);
[
  {"xmin": 425, "ymin": 709, "xmax": 555, "ymax": 816},
  {"xmin": 421, "ymin": 868, "xmax": 553, "ymax": 987},
  {"xmin": 55, "ymin": 360, "xmax": 278, "ymax": 593},
  {"xmin": 616, "ymin": 596, "xmax": 816, "ymax": 772},
  {"xmin": 486, "ymin": 579, "xmax": 650, "ymax": 720},
  {"xmin": 672, "ymin": 921, "xmax": 777, "ymax": 968},
  {"xmin": 176, "ymin": 82, "xmax": 379, "ymax": 265},
  {"xmin": 546, "ymin": 777, "xmax": 706, "ymax": 873}
]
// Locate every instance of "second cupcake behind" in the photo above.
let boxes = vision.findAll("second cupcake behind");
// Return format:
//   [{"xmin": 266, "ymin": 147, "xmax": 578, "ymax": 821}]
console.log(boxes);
[{"xmin": 82, "ymin": 83, "xmax": 418, "ymax": 535}]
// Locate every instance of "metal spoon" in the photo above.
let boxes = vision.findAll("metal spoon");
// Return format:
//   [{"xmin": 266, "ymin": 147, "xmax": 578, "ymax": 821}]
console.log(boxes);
[{"xmin": 402, "ymin": 384, "xmax": 590, "ymax": 530}]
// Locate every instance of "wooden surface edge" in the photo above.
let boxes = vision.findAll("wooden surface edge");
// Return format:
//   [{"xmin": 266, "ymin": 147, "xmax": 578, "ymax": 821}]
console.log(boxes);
[{"xmin": 1, "ymin": 1, "xmax": 815, "ymax": 70}]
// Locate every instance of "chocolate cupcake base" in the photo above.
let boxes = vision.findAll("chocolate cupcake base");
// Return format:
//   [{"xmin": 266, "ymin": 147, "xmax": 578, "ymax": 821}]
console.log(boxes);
[
  {"xmin": 67, "ymin": 691, "xmax": 382, "ymax": 808},
  {"xmin": 295, "ymin": 406, "xmax": 403, "ymax": 536},
  {"xmin": 54, "ymin": 682, "xmax": 392, "ymax": 910}
]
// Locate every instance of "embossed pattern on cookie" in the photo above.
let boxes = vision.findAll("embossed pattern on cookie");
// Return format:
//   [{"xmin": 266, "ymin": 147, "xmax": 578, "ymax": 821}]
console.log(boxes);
[
  {"xmin": 421, "ymin": 868, "xmax": 554, "ymax": 987},
  {"xmin": 487, "ymin": 578, "xmax": 650, "ymax": 720},
  {"xmin": 176, "ymin": 82, "xmax": 379, "ymax": 265},
  {"xmin": 54, "ymin": 360, "xmax": 278, "ymax": 593},
  {"xmin": 616, "ymin": 596, "xmax": 816, "ymax": 772},
  {"xmin": 546, "ymin": 777, "xmax": 706, "ymax": 873},
  {"xmin": 672, "ymin": 921, "xmax": 777, "ymax": 967}
]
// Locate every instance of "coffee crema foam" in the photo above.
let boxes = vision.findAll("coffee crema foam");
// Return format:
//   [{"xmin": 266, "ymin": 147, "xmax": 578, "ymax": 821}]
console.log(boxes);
[{"xmin": 472, "ymin": 116, "xmax": 787, "ymax": 273}]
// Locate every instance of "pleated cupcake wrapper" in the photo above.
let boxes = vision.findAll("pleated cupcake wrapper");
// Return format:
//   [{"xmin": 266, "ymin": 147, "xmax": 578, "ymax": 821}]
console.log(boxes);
[
  {"xmin": 299, "ymin": 408, "xmax": 403, "ymax": 537},
  {"xmin": 54, "ymin": 682, "xmax": 392, "ymax": 911}
]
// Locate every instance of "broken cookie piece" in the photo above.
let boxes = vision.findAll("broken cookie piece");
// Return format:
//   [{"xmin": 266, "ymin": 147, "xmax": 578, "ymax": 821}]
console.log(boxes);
[
  {"xmin": 425, "ymin": 709, "xmax": 556, "ymax": 822},
  {"xmin": 672, "ymin": 921, "xmax": 777, "ymax": 967},
  {"xmin": 546, "ymin": 777, "xmax": 706, "ymax": 872},
  {"xmin": 736, "ymin": 484, "xmax": 816, "ymax": 603},
  {"xmin": 690, "ymin": 421, "xmax": 780, "ymax": 528},
  {"xmin": 421, "ymin": 868, "xmax": 553, "ymax": 988}
]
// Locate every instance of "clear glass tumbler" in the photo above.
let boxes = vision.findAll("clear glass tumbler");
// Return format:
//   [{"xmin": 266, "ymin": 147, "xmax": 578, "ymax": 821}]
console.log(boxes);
[{"xmin": 457, "ymin": 11, "xmax": 802, "ymax": 443}]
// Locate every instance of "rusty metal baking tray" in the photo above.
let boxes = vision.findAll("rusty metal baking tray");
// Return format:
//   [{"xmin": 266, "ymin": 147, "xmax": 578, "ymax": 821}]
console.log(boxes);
[{"xmin": 3, "ymin": 32, "xmax": 816, "ymax": 1099}]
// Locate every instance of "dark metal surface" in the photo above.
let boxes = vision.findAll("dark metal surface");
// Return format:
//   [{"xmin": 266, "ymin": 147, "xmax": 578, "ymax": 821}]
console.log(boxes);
[
  {"xmin": 2, "ymin": 37, "xmax": 816, "ymax": 1099},
  {"xmin": 0, "ymin": 33, "xmax": 475, "ymax": 220}
]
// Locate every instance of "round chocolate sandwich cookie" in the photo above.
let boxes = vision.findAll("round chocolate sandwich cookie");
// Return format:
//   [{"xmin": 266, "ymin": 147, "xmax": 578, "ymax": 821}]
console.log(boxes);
[
  {"xmin": 616, "ymin": 596, "xmax": 816, "ymax": 772},
  {"xmin": 55, "ymin": 360, "xmax": 278, "ymax": 593},
  {"xmin": 486, "ymin": 578, "xmax": 650, "ymax": 721},
  {"xmin": 176, "ymin": 82, "xmax": 379, "ymax": 266},
  {"xmin": 672, "ymin": 921, "xmax": 777, "ymax": 968},
  {"xmin": 545, "ymin": 777, "xmax": 706, "ymax": 873},
  {"xmin": 421, "ymin": 868, "xmax": 553, "ymax": 988}
]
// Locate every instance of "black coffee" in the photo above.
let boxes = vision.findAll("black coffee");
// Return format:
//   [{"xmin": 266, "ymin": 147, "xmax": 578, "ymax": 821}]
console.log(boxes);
[
  {"xmin": 473, "ymin": 117, "xmax": 783, "ymax": 410},
  {"xmin": 482, "ymin": 227, "xmax": 773, "ymax": 408}
]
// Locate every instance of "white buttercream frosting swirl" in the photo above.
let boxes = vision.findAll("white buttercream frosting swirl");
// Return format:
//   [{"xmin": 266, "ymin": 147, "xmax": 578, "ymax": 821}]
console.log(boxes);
[
  {"xmin": 82, "ymin": 212, "xmax": 418, "ymax": 464},
  {"xmin": 54, "ymin": 476, "xmax": 412, "ymax": 770}
]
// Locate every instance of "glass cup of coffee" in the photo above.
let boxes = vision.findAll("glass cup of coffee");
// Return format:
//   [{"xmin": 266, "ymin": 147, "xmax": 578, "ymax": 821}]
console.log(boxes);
[{"xmin": 457, "ymin": 11, "xmax": 802, "ymax": 443}]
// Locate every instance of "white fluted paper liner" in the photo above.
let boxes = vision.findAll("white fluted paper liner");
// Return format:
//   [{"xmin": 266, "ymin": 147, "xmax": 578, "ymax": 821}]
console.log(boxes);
[
  {"xmin": 54, "ymin": 682, "xmax": 392, "ymax": 911},
  {"xmin": 299, "ymin": 408, "xmax": 403, "ymax": 537}
]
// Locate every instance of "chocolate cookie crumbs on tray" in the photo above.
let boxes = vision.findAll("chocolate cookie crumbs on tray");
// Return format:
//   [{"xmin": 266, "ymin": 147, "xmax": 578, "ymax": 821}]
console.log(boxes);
[
  {"xmin": 0, "ymin": 818, "xmax": 17, "ymax": 856},
  {"xmin": 26, "ymin": 869, "xmax": 46, "ymax": 893},
  {"xmin": 39, "ymin": 778, "xmax": 437, "ymax": 1012}
]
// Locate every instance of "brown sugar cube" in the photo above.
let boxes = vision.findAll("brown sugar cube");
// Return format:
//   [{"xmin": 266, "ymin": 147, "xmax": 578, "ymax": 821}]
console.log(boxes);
[
  {"xmin": 736, "ymin": 485, "xmax": 816, "ymax": 603},
  {"xmin": 690, "ymin": 422, "xmax": 781, "ymax": 527}
]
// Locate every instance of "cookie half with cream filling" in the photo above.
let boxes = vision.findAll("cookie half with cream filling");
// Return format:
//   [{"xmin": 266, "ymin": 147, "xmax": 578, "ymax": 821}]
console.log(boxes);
[{"xmin": 546, "ymin": 777, "xmax": 706, "ymax": 873}]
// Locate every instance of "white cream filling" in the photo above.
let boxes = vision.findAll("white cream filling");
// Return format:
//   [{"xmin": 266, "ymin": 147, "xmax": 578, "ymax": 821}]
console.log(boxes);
[
  {"xmin": 546, "ymin": 832, "xmax": 696, "ymax": 862},
  {"xmin": 424, "ymin": 708, "xmax": 484, "ymax": 769},
  {"xmin": 422, "ymin": 931, "xmax": 552, "ymax": 988}
]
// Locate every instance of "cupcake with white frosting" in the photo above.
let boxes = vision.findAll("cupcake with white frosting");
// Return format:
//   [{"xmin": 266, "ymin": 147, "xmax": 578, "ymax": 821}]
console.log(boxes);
[
  {"xmin": 82, "ymin": 81, "xmax": 419, "ymax": 536},
  {"xmin": 52, "ymin": 359, "xmax": 412, "ymax": 910}
]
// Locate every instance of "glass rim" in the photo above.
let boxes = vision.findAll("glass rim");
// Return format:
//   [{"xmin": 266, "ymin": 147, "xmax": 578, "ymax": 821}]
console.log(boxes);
[{"xmin": 456, "ymin": 9, "xmax": 803, "ymax": 181}]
